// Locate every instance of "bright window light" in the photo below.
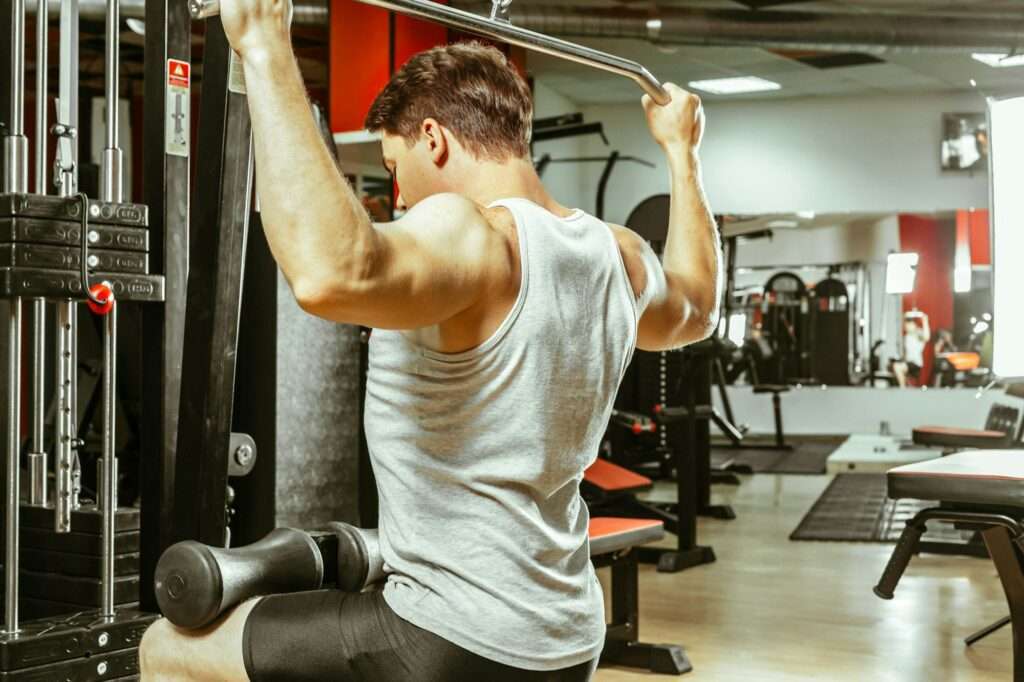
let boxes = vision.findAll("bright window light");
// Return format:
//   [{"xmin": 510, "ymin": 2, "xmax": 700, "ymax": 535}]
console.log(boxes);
[
  {"xmin": 727, "ymin": 313, "xmax": 748, "ymax": 347},
  {"xmin": 886, "ymin": 252, "xmax": 919, "ymax": 295},
  {"xmin": 973, "ymin": 53, "xmax": 1024, "ymax": 68},
  {"xmin": 990, "ymin": 95, "xmax": 1024, "ymax": 377},
  {"xmin": 688, "ymin": 77, "xmax": 781, "ymax": 95}
]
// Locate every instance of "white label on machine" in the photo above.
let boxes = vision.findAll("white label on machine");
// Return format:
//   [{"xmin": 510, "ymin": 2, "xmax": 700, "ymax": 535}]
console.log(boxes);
[
  {"xmin": 167, "ymin": 59, "xmax": 191, "ymax": 158},
  {"xmin": 228, "ymin": 51, "xmax": 247, "ymax": 95}
]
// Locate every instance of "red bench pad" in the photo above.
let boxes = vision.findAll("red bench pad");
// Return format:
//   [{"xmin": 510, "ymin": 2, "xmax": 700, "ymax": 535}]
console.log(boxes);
[
  {"xmin": 585, "ymin": 458, "xmax": 653, "ymax": 493},
  {"xmin": 912, "ymin": 426, "xmax": 1011, "ymax": 449}
]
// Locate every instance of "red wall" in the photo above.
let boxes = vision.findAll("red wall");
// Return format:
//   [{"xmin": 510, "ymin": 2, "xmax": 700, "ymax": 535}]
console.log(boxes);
[
  {"xmin": 898, "ymin": 213, "xmax": 956, "ymax": 384},
  {"xmin": 330, "ymin": 0, "xmax": 450, "ymax": 134},
  {"xmin": 958, "ymin": 209, "xmax": 991, "ymax": 266}
]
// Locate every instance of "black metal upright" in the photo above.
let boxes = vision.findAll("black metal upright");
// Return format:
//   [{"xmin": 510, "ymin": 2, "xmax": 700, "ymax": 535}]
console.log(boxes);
[
  {"xmin": 173, "ymin": 18, "xmax": 253, "ymax": 548},
  {"xmin": 140, "ymin": 0, "xmax": 191, "ymax": 611},
  {"xmin": 0, "ymin": 0, "xmax": 11, "ymax": 185}
]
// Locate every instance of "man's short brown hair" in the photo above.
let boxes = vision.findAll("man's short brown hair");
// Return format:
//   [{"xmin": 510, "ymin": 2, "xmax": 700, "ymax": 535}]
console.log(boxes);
[{"xmin": 365, "ymin": 42, "xmax": 533, "ymax": 162}]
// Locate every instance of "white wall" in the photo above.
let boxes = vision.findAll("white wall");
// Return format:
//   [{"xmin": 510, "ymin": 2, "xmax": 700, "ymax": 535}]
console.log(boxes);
[
  {"xmin": 557, "ymin": 91, "xmax": 990, "ymax": 225},
  {"xmin": 532, "ymin": 81, "xmax": 587, "ymax": 210},
  {"xmin": 719, "ymin": 385, "xmax": 1002, "ymax": 438}
]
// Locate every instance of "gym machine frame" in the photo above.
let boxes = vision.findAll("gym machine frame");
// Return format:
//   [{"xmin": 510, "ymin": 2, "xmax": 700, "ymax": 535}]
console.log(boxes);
[{"xmin": 0, "ymin": 0, "xmax": 169, "ymax": 676}]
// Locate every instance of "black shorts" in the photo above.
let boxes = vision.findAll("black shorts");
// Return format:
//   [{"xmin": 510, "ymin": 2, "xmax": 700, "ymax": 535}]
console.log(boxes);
[
  {"xmin": 242, "ymin": 589, "xmax": 599, "ymax": 682},
  {"xmin": 907, "ymin": 362, "xmax": 922, "ymax": 378}
]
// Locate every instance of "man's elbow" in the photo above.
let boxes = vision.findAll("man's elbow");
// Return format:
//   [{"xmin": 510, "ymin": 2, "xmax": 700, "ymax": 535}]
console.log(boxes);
[
  {"xmin": 291, "ymin": 272, "xmax": 369, "ymax": 318},
  {"xmin": 671, "ymin": 302, "xmax": 720, "ymax": 348}
]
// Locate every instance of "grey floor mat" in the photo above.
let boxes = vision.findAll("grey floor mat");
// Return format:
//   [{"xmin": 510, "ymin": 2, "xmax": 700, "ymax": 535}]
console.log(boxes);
[
  {"xmin": 790, "ymin": 473, "xmax": 969, "ymax": 544},
  {"xmin": 711, "ymin": 436, "xmax": 844, "ymax": 475}
]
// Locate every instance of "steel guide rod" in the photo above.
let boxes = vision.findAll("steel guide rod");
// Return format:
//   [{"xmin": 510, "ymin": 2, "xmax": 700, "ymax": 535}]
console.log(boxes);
[
  {"xmin": 98, "ymin": 0, "xmax": 122, "ymax": 619},
  {"xmin": 188, "ymin": 0, "xmax": 671, "ymax": 105},
  {"xmin": 3, "ymin": 0, "xmax": 29, "ymax": 636},
  {"xmin": 29, "ymin": 0, "xmax": 50, "ymax": 509},
  {"xmin": 53, "ymin": 0, "xmax": 80, "ymax": 537}
]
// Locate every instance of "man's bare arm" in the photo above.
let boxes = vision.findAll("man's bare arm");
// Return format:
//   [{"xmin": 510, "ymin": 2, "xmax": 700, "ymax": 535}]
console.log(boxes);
[
  {"xmin": 635, "ymin": 84, "xmax": 722, "ymax": 351},
  {"xmin": 220, "ymin": 1, "xmax": 500, "ymax": 330}
]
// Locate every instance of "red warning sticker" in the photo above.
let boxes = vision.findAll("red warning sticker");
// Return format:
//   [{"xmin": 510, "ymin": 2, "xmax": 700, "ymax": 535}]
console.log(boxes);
[{"xmin": 168, "ymin": 60, "xmax": 190, "ymax": 88}]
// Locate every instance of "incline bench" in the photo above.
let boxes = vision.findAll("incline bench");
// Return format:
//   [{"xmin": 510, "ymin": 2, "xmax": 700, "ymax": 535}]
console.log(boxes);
[
  {"xmin": 591, "ymin": 517, "xmax": 691, "ymax": 675},
  {"xmin": 874, "ymin": 450, "xmax": 1024, "ymax": 680}
]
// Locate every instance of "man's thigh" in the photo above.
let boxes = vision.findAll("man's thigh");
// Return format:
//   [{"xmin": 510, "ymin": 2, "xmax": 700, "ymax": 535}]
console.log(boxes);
[{"xmin": 141, "ymin": 597, "xmax": 258, "ymax": 682}]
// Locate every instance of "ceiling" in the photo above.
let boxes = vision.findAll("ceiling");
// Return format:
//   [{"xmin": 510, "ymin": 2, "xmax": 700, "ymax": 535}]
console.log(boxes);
[{"xmin": 477, "ymin": 0, "xmax": 1024, "ymax": 104}]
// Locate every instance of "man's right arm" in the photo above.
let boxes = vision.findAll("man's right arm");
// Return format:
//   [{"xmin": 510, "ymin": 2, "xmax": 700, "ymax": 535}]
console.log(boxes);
[{"xmin": 634, "ymin": 84, "xmax": 723, "ymax": 351}]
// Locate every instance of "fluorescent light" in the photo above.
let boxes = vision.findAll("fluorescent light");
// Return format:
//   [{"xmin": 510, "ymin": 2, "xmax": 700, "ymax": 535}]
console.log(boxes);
[
  {"xmin": 973, "ymin": 53, "xmax": 1024, "ymax": 68},
  {"xmin": 886, "ymin": 252, "xmax": 919, "ymax": 295},
  {"xmin": 954, "ymin": 263, "xmax": 972, "ymax": 293},
  {"xmin": 767, "ymin": 220, "xmax": 800, "ymax": 229},
  {"xmin": 688, "ymin": 76, "xmax": 781, "ymax": 95},
  {"xmin": 990, "ymin": 95, "xmax": 1024, "ymax": 377}
]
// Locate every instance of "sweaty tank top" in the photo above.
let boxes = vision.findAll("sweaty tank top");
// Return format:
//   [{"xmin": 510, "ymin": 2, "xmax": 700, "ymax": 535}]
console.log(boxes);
[{"xmin": 364, "ymin": 197, "xmax": 643, "ymax": 670}]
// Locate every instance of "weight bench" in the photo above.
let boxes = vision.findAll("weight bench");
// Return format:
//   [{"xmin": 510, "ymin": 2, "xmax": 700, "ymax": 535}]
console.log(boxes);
[
  {"xmin": 590, "ymin": 517, "xmax": 691, "ymax": 676},
  {"xmin": 913, "ymin": 384, "xmax": 1024, "ymax": 451},
  {"xmin": 584, "ymin": 457, "xmax": 716, "ymax": 573},
  {"xmin": 874, "ymin": 450, "xmax": 1024, "ymax": 680}
]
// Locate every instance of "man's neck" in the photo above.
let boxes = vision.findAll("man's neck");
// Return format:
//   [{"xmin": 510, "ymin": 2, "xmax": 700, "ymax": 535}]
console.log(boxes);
[{"xmin": 452, "ymin": 157, "xmax": 575, "ymax": 218}]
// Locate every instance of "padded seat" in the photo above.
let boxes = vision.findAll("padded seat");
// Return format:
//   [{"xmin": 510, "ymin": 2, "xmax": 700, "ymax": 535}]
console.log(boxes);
[
  {"xmin": 589, "ymin": 517, "xmax": 664, "ymax": 556},
  {"xmin": 912, "ymin": 425, "xmax": 1012, "ymax": 449},
  {"xmin": 753, "ymin": 384, "xmax": 791, "ymax": 395},
  {"xmin": 584, "ymin": 458, "xmax": 653, "ymax": 493},
  {"xmin": 888, "ymin": 450, "xmax": 1024, "ymax": 508}
]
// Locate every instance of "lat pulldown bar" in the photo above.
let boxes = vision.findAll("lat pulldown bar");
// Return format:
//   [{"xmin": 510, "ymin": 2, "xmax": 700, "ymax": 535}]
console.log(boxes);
[{"xmin": 187, "ymin": 0, "xmax": 672, "ymax": 106}]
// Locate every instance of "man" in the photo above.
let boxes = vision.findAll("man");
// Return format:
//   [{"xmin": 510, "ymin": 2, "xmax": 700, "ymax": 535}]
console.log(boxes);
[{"xmin": 139, "ymin": 0, "xmax": 720, "ymax": 679}]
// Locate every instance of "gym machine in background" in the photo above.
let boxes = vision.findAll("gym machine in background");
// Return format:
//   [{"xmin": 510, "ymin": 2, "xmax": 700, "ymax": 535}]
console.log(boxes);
[{"xmin": 0, "ymin": 0, "xmax": 166, "ymax": 677}]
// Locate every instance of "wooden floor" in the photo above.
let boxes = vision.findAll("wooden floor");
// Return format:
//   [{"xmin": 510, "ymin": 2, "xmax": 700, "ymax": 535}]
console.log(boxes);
[{"xmin": 595, "ymin": 474, "xmax": 1013, "ymax": 681}]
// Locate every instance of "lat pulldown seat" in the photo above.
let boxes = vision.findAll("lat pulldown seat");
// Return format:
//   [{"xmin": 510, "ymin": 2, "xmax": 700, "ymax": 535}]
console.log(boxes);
[
  {"xmin": 874, "ymin": 451, "xmax": 1024, "ymax": 681},
  {"xmin": 589, "ymin": 518, "xmax": 691, "ymax": 676}
]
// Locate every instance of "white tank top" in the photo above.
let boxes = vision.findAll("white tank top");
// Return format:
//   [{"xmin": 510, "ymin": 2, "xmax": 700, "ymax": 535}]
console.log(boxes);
[{"xmin": 364, "ymin": 198, "xmax": 643, "ymax": 670}]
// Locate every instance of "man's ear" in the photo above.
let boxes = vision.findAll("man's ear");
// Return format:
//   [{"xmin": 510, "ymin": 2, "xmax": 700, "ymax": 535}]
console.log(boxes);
[{"xmin": 421, "ymin": 118, "xmax": 449, "ymax": 167}]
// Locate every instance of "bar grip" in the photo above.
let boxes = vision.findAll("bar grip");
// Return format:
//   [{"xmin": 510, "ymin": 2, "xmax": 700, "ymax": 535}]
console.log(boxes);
[{"xmin": 873, "ymin": 522, "xmax": 925, "ymax": 600}]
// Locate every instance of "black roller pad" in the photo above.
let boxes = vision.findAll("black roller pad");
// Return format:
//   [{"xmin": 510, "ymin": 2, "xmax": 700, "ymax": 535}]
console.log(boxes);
[
  {"xmin": 0, "ymin": 194, "xmax": 149, "ymax": 227},
  {"xmin": 20, "ymin": 528, "xmax": 139, "ymax": 556},
  {"xmin": 17, "ymin": 505, "xmax": 140, "ymax": 534},
  {"xmin": 0, "ymin": 245, "xmax": 149, "ymax": 274},
  {"xmin": 21, "ymin": 548, "xmax": 139, "ymax": 578},
  {"xmin": 0, "ymin": 269, "xmax": 164, "ymax": 303},
  {"xmin": 0, "ymin": 218, "xmax": 148, "ymax": 252}
]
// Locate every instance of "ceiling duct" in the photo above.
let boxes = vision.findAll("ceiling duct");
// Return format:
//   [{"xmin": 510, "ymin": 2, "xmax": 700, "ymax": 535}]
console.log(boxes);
[
  {"xmin": 24, "ymin": 1, "xmax": 1024, "ymax": 54},
  {"xmin": 458, "ymin": 3, "xmax": 1024, "ymax": 54}
]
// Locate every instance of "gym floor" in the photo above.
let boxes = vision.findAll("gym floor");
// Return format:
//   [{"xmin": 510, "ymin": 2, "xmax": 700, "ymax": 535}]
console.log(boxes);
[{"xmin": 595, "ymin": 475, "xmax": 1011, "ymax": 681}]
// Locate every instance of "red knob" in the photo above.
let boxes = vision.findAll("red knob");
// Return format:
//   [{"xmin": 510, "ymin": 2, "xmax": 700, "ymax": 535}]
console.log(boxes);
[
  {"xmin": 653, "ymin": 404, "xmax": 664, "ymax": 415},
  {"xmin": 87, "ymin": 282, "xmax": 115, "ymax": 315},
  {"xmin": 631, "ymin": 423, "xmax": 643, "ymax": 435}
]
